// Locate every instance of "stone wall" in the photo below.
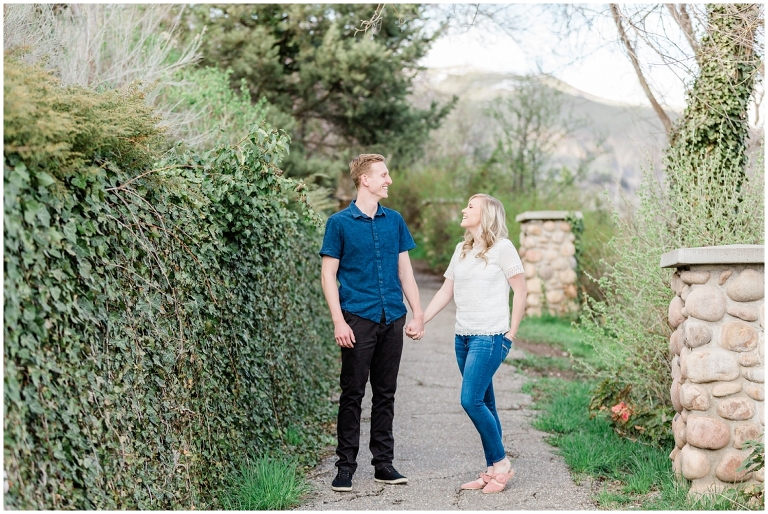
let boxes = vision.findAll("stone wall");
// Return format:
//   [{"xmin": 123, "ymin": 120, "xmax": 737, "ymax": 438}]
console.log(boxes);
[
  {"xmin": 662, "ymin": 245, "xmax": 765, "ymax": 496},
  {"xmin": 515, "ymin": 211, "xmax": 580, "ymax": 317}
]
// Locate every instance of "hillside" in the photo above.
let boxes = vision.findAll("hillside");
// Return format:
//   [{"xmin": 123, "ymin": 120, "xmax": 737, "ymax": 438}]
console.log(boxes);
[{"xmin": 411, "ymin": 67, "xmax": 678, "ymax": 201}]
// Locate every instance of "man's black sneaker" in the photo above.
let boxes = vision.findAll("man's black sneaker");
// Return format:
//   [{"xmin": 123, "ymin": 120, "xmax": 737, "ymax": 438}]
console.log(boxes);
[
  {"xmin": 331, "ymin": 468, "xmax": 353, "ymax": 492},
  {"xmin": 374, "ymin": 465, "xmax": 408, "ymax": 484}
]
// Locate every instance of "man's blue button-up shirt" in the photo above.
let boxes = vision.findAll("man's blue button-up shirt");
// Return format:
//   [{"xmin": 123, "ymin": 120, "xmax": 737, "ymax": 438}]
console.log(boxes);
[{"xmin": 320, "ymin": 200, "xmax": 416, "ymax": 325}]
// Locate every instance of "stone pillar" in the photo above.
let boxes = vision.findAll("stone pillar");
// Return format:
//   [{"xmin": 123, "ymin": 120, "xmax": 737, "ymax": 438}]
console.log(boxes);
[
  {"xmin": 515, "ymin": 211, "xmax": 581, "ymax": 317},
  {"xmin": 661, "ymin": 245, "xmax": 765, "ymax": 497}
]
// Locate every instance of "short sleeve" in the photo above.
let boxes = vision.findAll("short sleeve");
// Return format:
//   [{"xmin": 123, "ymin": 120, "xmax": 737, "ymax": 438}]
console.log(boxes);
[
  {"xmin": 397, "ymin": 213, "xmax": 417, "ymax": 253},
  {"xmin": 443, "ymin": 243, "xmax": 463, "ymax": 281},
  {"xmin": 499, "ymin": 239, "xmax": 524, "ymax": 278},
  {"xmin": 319, "ymin": 216, "xmax": 342, "ymax": 259}
]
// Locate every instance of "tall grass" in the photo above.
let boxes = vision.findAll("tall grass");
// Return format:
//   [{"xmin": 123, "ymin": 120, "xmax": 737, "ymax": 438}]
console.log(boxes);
[
  {"xmin": 220, "ymin": 457, "xmax": 311, "ymax": 510},
  {"xmin": 4, "ymin": 5, "xmax": 201, "ymax": 89}
]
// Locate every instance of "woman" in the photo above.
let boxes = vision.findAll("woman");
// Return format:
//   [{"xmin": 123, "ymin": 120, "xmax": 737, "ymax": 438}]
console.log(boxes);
[{"xmin": 410, "ymin": 194, "xmax": 527, "ymax": 494}]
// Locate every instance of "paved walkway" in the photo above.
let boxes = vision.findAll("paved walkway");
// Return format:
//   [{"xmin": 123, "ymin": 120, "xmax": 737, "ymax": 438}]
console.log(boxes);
[{"xmin": 299, "ymin": 268, "xmax": 596, "ymax": 510}]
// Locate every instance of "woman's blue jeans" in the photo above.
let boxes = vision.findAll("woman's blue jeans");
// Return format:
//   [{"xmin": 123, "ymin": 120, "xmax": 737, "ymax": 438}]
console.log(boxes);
[{"xmin": 455, "ymin": 333, "xmax": 513, "ymax": 466}]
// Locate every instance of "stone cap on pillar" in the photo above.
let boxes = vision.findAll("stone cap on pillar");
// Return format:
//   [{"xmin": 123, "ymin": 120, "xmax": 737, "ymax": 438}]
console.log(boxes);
[
  {"xmin": 660, "ymin": 244, "xmax": 765, "ymax": 268},
  {"xmin": 515, "ymin": 210, "xmax": 583, "ymax": 222}
]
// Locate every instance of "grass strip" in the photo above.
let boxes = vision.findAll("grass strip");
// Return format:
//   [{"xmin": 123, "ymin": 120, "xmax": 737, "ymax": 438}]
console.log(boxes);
[
  {"xmin": 515, "ymin": 315, "xmax": 599, "ymax": 367},
  {"xmin": 511, "ymin": 353, "xmax": 572, "ymax": 374}
]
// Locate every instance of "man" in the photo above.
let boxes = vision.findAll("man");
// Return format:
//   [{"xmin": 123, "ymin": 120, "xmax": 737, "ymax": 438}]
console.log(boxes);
[{"xmin": 320, "ymin": 154, "xmax": 424, "ymax": 492}]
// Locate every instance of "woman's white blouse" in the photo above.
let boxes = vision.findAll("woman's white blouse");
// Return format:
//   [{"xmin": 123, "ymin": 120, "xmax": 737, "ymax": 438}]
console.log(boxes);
[{"xmin": 443, "ymin": 238, "xmax": 524, "ymax": 335}]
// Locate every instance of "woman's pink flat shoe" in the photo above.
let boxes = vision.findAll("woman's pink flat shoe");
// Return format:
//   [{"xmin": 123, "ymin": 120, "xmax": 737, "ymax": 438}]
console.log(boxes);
[
  {"xmin": 482, "ymin": 469, "xmax": 514, "ymax": 494},
  {"xmin": 460, "ymin": 472, "xmax": 492, "ymax": 490}
]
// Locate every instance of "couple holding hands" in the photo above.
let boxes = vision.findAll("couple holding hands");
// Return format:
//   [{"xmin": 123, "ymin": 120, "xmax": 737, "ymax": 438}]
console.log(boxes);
[{"xmin": 320, "ymin": 154, "xmax": 527, "ymax": 494}]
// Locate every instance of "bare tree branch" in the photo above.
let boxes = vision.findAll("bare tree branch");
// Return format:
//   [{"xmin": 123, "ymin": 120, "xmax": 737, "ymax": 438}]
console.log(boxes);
[
  {"xmin": 355, "ymin": 4, "xmax": 385, "ymax": 36},
  {"xmin": 665, "ymin": 4, "xmax": 700, "ymax": 54},
  {"xmin": 610, "ymin": 4, "xmax": 673, "ymax": 136},
  {"xmin": 621, "ymin": 6, "xmax": 697, "ymax": 80}
]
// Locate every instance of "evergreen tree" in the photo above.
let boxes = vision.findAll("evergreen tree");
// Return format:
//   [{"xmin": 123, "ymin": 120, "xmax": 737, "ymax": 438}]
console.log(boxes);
[{"xmin": 184, "ymin": 4, "xmax": 455, "ymax": 187}]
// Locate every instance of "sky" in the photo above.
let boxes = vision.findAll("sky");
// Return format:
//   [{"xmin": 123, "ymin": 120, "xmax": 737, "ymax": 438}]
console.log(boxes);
[{"xmin": 420, "ymin": 4, "xmax": 690, "ymax": 110}]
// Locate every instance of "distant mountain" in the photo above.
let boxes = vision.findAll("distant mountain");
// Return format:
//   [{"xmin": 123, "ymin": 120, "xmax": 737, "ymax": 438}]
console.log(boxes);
[{"xmin": 410, "ymin": 67, "xmax": 678, "ymax": 200}]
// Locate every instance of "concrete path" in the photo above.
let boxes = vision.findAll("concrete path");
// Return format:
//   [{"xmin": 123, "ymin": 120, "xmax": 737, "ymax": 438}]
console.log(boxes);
[{"xmin": 299, "ymin": 268, "xmax": 596, "ymax": 510}]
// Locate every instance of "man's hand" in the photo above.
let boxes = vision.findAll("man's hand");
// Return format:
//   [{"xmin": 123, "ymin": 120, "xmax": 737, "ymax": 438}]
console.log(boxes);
[
  {"xmin": 405, "ymin": 318, "xmax": 425, "ymax": 340},
  {"xmin": 334, "ymin": 320, "xmax": 356, "ymax": 348}
]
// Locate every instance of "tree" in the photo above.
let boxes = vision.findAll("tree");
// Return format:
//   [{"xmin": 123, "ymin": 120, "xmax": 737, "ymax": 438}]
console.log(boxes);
[
  {"xmin": 182, "ymin": 4, "xmax": 455, "ymax": 187},
  {"xmin": 482, "ymin": 74, "xmax": 601, "ymax": 198},
  {"xmin": 664, "ymin": 3, "xmax": 762, "ymax": 233},
  {"xmin": 547, "ymin": 4, "xmax": 764, "ymax": 141},
  {"xmin": 608, "ymin": 3, "xmax": 674, "ymax": 135},
  {"xmin": 408, "ymin": 3, "xmax": 762, "ymax": 143},
  {"xmin": 579, "ymin": 3, "xmax": 764, "ymax": 444}
]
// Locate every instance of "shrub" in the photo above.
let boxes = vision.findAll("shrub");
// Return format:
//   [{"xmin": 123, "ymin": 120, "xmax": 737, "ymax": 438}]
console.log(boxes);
[
  {"xmin": 158, "ymin": 66, "xmax": 296, "ymax": 150},
  {"xmin": 579, "ymin": 151, "xmax": 764, "ymax": 444},
  {"xmin": 578, "ymin": 8, "xmax": 764, "ymax": 441},
  {"xmin": 4, "ymin": 55, "xmax": 165, "ymax": 176},
  {"xmin": 3, "ymin": 5, "xmax": 200, "ymax": 91},
  {"xmin": 4, "ymin": 58, "xmax": 335, "ymax": 509}
]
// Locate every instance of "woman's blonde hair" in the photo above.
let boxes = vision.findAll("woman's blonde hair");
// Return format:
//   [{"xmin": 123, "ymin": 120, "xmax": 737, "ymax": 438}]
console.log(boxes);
[{"xmin": 460, "ymin": 194, "xmax": 509, "ymax": 262}]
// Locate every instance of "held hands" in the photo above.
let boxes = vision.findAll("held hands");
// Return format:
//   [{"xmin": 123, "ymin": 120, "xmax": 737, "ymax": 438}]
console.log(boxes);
[{"xmin": 405, "ymin": 317, "xmax": 425, "ymax": 341}]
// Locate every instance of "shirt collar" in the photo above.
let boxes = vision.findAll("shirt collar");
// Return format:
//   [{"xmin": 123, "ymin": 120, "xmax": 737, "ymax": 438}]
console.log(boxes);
[{"xmin": 350, "ymin": 200, "xmax": 386, "ymax": 219}]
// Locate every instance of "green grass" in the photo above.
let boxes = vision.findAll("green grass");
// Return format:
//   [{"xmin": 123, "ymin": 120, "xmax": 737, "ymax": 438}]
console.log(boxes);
[
  {"xmin": 526, "ymin": 377, "xmax": 764, "ymax": 510},
  {"xmin": 511, "ymin": 353, "xmax": 572, "ymax": 373},
  {"xmin": 515, "ymin": 314, "xmax": 599, "ymax": 367},
  {"xmin": 509, "ymin": 315, "xmax": 602, "ymax": 377},
  {"xmin": 220, "ymin": 456, "xmax": 311, "ymax": 510}
]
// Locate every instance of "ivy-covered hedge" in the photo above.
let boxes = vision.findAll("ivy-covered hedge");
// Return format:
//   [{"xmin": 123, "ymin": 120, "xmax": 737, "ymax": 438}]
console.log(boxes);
[{"xmin": 4, "ymin": 58, "xmax": 336, "ymax": 509}]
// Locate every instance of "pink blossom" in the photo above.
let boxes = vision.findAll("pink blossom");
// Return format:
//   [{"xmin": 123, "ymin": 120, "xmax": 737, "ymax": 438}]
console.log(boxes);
[{"xmin": 610, "ymin": 402, "xmax": 632, "ymax": 423}]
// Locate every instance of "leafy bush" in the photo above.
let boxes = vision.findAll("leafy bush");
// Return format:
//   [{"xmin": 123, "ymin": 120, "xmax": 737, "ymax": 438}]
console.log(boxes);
[
  {"xmin": 580, "ymin": 152, "xmax": 764, "ymax": 443},
  {"xmin": 4, "ymin": 58, "xmax": 335, "ymax": 509},
  {"xmin": 739, "ymin": 437, "xmax": 765, "ymax": 507}
]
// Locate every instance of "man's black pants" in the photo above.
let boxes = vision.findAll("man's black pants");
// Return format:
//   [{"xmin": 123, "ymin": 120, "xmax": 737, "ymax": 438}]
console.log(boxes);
[{"xmin": 336, "ymin": 311, "xmax": 405, "ymax": 474}]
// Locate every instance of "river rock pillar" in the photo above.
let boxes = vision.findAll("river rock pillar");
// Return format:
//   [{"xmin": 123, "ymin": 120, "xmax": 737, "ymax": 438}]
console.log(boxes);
[
  {"xmin": 661, "ymin": 244, "xmax": 764, "ymax": 497},
  {"xmin": 515, "ymin": 211, "xmax": 581, "ymax": 317}
]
